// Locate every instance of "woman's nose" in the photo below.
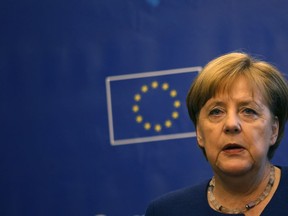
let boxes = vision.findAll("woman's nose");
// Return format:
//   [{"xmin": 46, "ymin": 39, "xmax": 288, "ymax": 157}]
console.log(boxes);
[{"xmin": 223, "ymin": 113, "xmax": 241, "ymax": 134}]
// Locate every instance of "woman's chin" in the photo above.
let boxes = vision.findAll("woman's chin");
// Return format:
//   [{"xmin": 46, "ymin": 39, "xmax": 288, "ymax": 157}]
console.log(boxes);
[{"xmin": 216, "ymin": 162, "xmax": 252, "ymax": 176}]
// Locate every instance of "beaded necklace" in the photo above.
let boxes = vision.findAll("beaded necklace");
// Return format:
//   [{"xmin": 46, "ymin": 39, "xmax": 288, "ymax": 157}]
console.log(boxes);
[{"xmin": 207, "ymin": 165, "xmax": 275, "ymax": 214}]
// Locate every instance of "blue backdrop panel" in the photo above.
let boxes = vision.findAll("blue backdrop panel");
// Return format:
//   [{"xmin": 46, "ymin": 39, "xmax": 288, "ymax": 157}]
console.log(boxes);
[{"xmin": 1, "ymin": 0, "xmax": 288, "ymax": 216}]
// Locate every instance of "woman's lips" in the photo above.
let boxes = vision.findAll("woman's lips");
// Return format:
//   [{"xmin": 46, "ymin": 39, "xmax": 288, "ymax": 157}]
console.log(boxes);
[{"xmin": 222, "ymin": 143, "xmax": 245, "ymax": 154}]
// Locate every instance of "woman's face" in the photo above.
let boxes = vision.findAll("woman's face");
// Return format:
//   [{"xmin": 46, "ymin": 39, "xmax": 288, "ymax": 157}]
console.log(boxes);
[{"xmin": 196, "ymin": 76, "xmax": 279, "ymax": 176}]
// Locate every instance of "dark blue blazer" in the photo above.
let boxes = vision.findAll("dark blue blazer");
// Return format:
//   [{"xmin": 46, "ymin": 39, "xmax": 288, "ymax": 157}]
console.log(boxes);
[{"xmin": 145, "ymin": 166, "xmax": 288, "ymax": 216}]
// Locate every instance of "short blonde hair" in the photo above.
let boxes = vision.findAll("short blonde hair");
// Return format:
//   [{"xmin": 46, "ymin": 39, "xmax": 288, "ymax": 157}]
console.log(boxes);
[{"xmin": 186, "ymin": 52, "xmax": 288, "ymax": 159}]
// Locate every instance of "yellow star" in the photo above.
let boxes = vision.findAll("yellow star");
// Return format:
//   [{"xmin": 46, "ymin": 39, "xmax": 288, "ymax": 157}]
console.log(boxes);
[
  {"xmin": 151, "ymin": 81, "xmax": 159, "ymax": 89},
  {"xmin": 172, "ymin": 111, "xmax": 179, "ymax": 119},
  {"xmin": 162, "ymin": 83, "xmax": 169, "ymax": 91},
  {"xmin": 170, "ymin": 90, "xmax": 177, "ymax": 97},
  {"xmin": 174, "ymin": 100, "xmax": 181, "ymax": 108},
  {"xmin": 136, "ymin": 115, "xmax": 143, "ymax": 123},
  {"xmin": 144, "ymin": 122, "xmax": 151, "ymax": 130},
  {"xmin": 165, "ymin": 120, "xmax": 172, "ymax": 128},
  {"xmin": 134, "ymin": 94, "xmax": 141, "ymax": 102},
  {"xmin": 141, "ymin": 85, "xmax": 148, "ymax": 93},
  {"xmin": 132, "ymin": 105, "xmax": 139, "ymax": 113},
  {"xmin": 154, "ymin": 124, "xmax": 162, "ymax": 132}
]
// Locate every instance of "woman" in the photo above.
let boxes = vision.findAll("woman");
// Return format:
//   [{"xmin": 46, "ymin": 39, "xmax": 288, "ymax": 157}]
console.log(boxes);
[{"xmin": 145, "ymin": 52, "xmax": 288, "ymax": 215}]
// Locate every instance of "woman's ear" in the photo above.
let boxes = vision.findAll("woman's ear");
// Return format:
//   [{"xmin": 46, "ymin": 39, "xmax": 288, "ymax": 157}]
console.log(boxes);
[{"xmin": 270, "ymin": 116, "xmax": 279, "ymax": 146}]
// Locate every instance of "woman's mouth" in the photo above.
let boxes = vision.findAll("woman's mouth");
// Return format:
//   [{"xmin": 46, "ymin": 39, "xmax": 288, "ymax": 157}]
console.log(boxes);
[{"xmin": 222, "ymin": 143, "xmax": 245, "ymax": 154}]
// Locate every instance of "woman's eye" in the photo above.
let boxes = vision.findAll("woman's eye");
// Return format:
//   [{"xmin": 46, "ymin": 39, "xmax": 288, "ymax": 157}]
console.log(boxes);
[
  {"xmin": 209, "ymin": 108, "xmax": 223, "ymax": 116},
  {"xmin": 243, "ymin": 108, "xmax": 257, "ymax": 115}
]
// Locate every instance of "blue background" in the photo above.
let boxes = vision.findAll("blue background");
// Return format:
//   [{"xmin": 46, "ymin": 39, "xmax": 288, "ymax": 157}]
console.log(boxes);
[{"xmin": 1, "ymin": 0, "xmax": 288, "ymax": 215}]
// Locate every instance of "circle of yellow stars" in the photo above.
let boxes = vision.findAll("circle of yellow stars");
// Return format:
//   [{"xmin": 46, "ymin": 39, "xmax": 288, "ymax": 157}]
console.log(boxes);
[{"xmin": 132, "ymin": 81, "xmax": 181, "ymax": 133}]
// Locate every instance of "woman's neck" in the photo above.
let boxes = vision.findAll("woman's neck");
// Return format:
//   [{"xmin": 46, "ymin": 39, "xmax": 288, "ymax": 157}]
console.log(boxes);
[
  {"xmin": 214, "ymin": 163, "xmax": 271, "ymax": 197},
  {"xmin": 208, "ymin": 163, "xmax": 280, "ymax": 215}
]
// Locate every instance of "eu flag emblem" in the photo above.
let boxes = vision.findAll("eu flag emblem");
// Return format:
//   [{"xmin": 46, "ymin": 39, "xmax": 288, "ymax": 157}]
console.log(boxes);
[{"xmin": 106, "ymin": 67, "xmax": 201, "ymax": 146}]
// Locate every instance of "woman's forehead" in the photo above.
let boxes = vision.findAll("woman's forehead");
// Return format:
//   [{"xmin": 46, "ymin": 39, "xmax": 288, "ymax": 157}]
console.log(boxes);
[{"xmin": 212, "ymin": 76, "xmax": 268, "ymax": 104}]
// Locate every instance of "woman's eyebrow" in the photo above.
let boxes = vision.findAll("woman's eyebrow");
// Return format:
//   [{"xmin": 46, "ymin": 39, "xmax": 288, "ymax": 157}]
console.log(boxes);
[
  {"xmin": 205, "ymin": 100, "xmax": 226, "ymax": 108},
  {"xmin": 238, "ymin": 100, "xmax": 265, "ymax": 110}
]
